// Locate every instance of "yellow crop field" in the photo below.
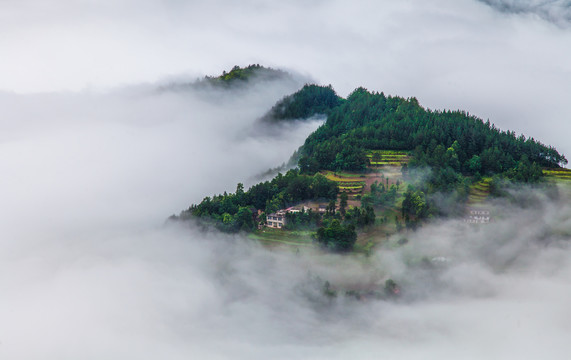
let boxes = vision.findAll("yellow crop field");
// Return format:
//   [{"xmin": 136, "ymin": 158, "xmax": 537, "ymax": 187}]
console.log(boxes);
[
  {"xmin": 544, "ymin": 168, "xmax": 571, "ymax": 181},
  {"xmin": 366, "ymin": 150, "xmax": 411, "ymax": 167}
]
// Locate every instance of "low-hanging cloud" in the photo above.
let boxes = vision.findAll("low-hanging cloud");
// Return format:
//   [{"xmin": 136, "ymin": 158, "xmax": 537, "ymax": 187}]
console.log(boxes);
[
  {"xmin": 2, "ymin": 0, "xmax": 571, "ymax": 358},
  {"xmin": 1, "ymin": 72, "xmax": 571, "ymax": 358},
  {"xmin": 477, "ymin": 0, "xmax": 571, "ymax": 26},
  {"xmin": 0, "ymin": 74, "xmax": 315, "ymax": 235},
  {"xmin": 2, "ymin": 0, "xmax": 570, "ymax": 163},
  {"xmin": 2, "ymin": 178, "xmax": 571, "ymax": 359}
]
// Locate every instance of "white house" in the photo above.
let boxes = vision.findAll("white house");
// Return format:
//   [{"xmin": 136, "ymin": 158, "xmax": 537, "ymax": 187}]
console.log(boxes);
[
  {"xmin": 464, "ymin": 209, "xmax": 491, "ymax": 224},
  {"xmin": 266, "ymin": 210, "xmax": 286, "ymax": 229},
  {"xmin": 266, "ymin": 206, "xmax": 313, "ymax": 229}
]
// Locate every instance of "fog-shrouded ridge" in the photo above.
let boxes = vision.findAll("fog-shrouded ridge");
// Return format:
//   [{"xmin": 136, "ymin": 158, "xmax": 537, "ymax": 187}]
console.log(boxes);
[
  {"xmin": 1, "ymin": 74, "xmax": 571, "ymax": 359},
  {"xmin": 0, "ymin": 73, "xmax": 315, "ymax": 235},
  {"xmin": 2, "ymin": 0, "xmax": 571, "ymax": 164}
]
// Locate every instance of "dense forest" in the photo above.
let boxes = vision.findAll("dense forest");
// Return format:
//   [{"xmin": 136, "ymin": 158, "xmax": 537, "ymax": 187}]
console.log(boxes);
[
  {"xmin": 180, "ymin": 169, "xmax": 338, "ymax": 233},
  {"xmin": 161, "ymin": 64, "xmax": 290, "ymax": 92},
  {"xmin": 261, "ymin": 84, "xmax": 342, "ymax": 122},
  {"xmin": 177, "ymin": 67, "xmax": 567, "ymax": 250},
  {"xmin": 297, "ymin": 87, "xmax": 566, "ymax": 176},
  {"xmin": 292, "ymin": 86, "xmax": 566, "ymax": 223},
  {"xmin": 202, "ymin": 64, "xmax": 289, "ymax": 86}
]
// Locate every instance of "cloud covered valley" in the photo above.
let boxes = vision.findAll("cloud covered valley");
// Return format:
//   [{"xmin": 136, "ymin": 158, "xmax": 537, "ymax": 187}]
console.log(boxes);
[
  {"xmin": 0, "ymin": 75, "xmax": 570, "ymax": 359},
  {"xmin": 2, "ymin": 0, "xmax": 571, "ymax": 358}
]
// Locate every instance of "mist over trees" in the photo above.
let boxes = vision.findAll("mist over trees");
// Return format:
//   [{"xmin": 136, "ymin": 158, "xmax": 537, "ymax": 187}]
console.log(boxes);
[
  {"xmin": 160, "ymin": 64, "xmax": 293, "ymax": 92},
  {"xmin": 261, "ymin": 84, "xmax": 342, "ymax": 122},
  {"xmin": 201, "ymin": 64, "xmax": 290, "ymax": 87},
  {"xmin": 315, "ymin": 219, "xmax": 357, "ymax": 252}
]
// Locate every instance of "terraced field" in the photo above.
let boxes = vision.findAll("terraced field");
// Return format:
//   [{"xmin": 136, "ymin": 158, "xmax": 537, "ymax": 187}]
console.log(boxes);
[
  {"xmin": 322, "ymin": 171, "xmax": 366, "ymax": 194},
  {"xmin": 544, "ymin": 168, "xmax": 571, "ymax": 199},
  {"xmin": 544, "ymin": 168, "xmax": 571, "ymax": 181},
  {"xmin": 366, "ymin": 150, "xmax": 411, "ymax": 167},
  {"xmin": 338, "ymin": 182, "xmax": 366, "ymax": 192},
  {"xmin": 468, "ymin": 177, "xmax": 492, "ymax": 205}
]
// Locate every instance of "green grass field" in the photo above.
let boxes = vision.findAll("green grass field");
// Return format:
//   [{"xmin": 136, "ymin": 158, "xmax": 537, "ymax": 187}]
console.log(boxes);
[
  {"xmin": 357, "ymin": 208, "xmax": 401, "ymax": 249},
  {"xmin": 248, "ymin": 228, "xmax": 315, "ymax": 247}
]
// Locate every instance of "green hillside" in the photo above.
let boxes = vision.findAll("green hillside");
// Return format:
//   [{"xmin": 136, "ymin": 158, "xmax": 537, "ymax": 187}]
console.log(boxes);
[
  {"xmin": 160, "ymin": 65, "xmax": 291, "ymax": 92},
  {"xmin": 204, "ymin": 64, "xmax": 289, "ymax": 86},
  {"xmin": 261, "ymin": 84, "xmax": 342, "ymax": 122},
  {"xmin": 298, "ymin": 88, "xmax": 566, "ymax": 175},
  {"xmin": 175, "ymin": 73, "xmax": 568, "ymax": 253}
]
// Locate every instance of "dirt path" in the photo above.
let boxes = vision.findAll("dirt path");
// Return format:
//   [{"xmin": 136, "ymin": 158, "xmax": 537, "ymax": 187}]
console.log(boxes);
[
  {"xmin": 363, "ymin": 166, "xmax": 403, "ymax": 192},
  {"xmin": 345, "ymin": 166, "xmax": 403, "ymax": 207}
]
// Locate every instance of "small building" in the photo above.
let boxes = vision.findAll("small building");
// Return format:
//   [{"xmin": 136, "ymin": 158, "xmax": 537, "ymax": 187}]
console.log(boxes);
[
  {"xmin": 265, "ymin": 206, "xmax": 313, "ymax": 229},
  {"xmin": 285, "ymin": 206, "xmax": 311, "ymax": 214},
  {"xmin": 464, "ymin": 209, "xmax": 491, "ymax": 224},
  {"xmin": 266, "ymin": 210, "xmax": 286, "ymax": 229},
  {"xmin": 285, "ymin": 206, "xmax": 300, "ymax": 214}
]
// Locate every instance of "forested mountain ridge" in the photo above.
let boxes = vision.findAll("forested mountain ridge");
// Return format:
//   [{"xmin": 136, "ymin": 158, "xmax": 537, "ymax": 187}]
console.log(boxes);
[
  {"xmin": 260, "ymin": 84, "xmax": 342, "ymax": 122},
  {"xmin": 160, "ymin": 64, "xmax": 291, "ymax": 92},
  {"xmin": 176, "ymin": 71, "xmax": 567, "ymax": 251},
  {"xmin": 297, "ymin": 87, "xmax": 566, "ymax": 175},
  {"xmin": 202, "ymin": 64, "xmax": 289, "ymax": 87}
]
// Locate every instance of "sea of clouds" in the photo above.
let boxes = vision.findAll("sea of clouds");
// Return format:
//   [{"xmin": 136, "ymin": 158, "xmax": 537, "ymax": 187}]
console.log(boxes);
[
  {"xmin": 2, "ymin": 0, "xmax": 571, "ymax": 358},
  {"xmin": 0, "ymin": 75, "xmax": 570, "ymax": 359}
]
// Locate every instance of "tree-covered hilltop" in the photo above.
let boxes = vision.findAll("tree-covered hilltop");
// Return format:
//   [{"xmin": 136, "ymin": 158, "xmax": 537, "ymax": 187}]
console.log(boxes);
[
  {"xmin": 260, "ymin": 84, "xmax": 343, "ymax": 122},
  {"xmin": 160, "ymin": 64, "xmax": 291, "ymax": 92},
  {"xmin": 202, "ymin": 64, "xmax": 289, "ymax": 87},
  {"xmin": 176, "ymin": 78, "xmax": 568, "ymax": 250},
  {"xmin": 298, "ymin": 87, "xmax": 567, "ymax": 177}
]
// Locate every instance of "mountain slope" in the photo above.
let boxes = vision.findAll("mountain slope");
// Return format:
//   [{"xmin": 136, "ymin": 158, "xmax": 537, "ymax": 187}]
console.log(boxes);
[{"xmin": 176, "ymin": 72, "xmax": 568, "ymax": 250}]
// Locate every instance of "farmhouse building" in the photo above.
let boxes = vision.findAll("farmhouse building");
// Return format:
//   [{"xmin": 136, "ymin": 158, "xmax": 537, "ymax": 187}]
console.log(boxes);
[
  {"xmin": 285, "ymin": 206, "xmax": 311, "ymax": 214},
  {"xmin": 464, "ymin": 209, "xmax": 491, "ymax": 224},
  {"xmin": 266, "ymin": 210, "xmax": 286, "ymax": 229},
  {"xmin": 265, "ymin": 206, "xmax": 313, "ymax": 229}
]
